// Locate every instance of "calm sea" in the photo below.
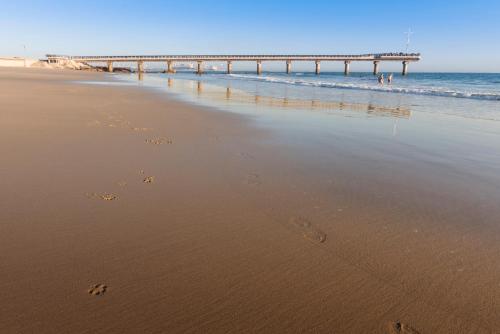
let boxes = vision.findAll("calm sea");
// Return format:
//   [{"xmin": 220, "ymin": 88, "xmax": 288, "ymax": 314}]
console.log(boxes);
[{"xmin": 138, "ymin": 71, "xmax": 500, "ymax": 121}]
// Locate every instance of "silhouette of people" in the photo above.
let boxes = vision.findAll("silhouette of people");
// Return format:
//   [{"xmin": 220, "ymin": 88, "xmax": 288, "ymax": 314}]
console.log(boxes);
[{"xmin": 388, "ymin": 73, "xmax": 393, "ymax": 84}]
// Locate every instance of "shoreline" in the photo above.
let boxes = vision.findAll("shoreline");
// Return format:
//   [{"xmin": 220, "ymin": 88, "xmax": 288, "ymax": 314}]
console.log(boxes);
[{"xmin": 2, "ymin": 67, "xmax": 500, "ymax": 333}]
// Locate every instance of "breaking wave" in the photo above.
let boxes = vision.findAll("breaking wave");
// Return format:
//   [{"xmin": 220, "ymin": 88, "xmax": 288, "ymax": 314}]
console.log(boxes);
[{"xmin": 228, "ymin": 74, "xmax": 500, "ymax": 101}]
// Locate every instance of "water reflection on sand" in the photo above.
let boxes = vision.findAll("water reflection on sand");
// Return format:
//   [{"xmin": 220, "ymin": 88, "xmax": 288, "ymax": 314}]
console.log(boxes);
[{"xmin": 157, "ymin": 75, "xmax": 411, "ymax": 119}]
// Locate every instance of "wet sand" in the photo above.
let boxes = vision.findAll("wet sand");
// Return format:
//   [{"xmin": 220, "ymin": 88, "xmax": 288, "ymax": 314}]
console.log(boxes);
[{"xmin": 1, "ymin": 68, "xmax": 500, "ymax": 333}]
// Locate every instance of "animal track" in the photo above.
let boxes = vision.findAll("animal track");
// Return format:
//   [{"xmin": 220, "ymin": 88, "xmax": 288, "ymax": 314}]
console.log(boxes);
[
  {"xmin": 87, "ymin": 118, "xmax": 135, "ymax": 130},
  {"xmin": 104, "ymin": 116, "xmax": 131, "ymax": 129},
  {"xmin": 101, "ymin": 194, "xmax": 117, "ymax": 201},
  {"xmin": 131, "ymin": 127, "xmax": 151, "ymax": 132},
  {"xmin": 288, "ymin": 217, "xmax": 326, "ymax": 244},
  {"xmin": 387, "ymin": 321, "xmax": 421, "ymax": 334},
  {"xmin": 143, "ymin": 176, "xmax": 154, "ymax": 183},
  {"xmin": 85, "ymin": 193, "xmax": 118, "ymax": 201},
  {"xmin": 88, "ymin": 284, "xmax": 107, "ymax": 296},
  {"xmin": 145, "ymin": 137, "xmax": 172, "ymax": 145}
]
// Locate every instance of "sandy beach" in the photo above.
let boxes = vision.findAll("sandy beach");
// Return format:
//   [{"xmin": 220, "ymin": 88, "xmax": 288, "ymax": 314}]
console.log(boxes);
[{"xmin": 2, "ymin": 67, "xmax": 500, "ymax": 333}]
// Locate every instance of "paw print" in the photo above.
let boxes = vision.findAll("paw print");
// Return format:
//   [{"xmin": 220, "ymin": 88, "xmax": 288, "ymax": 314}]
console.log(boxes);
[
  {"xmin": 143, "ymin": 176, "xmax": 154, "ymax": 183},
  {"xmin": 88, "ymin": 284, "xmax": 107, "ymax": 296},
  {"xmin": 100, "ymin": 194, "xmax": 117, "ymax": 201}
]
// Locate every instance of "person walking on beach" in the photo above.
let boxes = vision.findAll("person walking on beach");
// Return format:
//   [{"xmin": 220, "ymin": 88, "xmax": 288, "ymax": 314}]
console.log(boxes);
[
  {"xmin": 378, "ymin": 74, "xmax": 384, "ymax": 85},
  {"xmin": 388, "ymin": 73, "xmax": 393, "ymax": 84}
]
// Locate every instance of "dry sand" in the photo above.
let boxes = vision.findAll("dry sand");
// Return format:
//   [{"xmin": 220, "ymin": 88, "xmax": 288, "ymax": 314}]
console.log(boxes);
[
  {"xmin": 1, "ymin": 67, "xmax": 500, "ymax": 333},
  {"xmin": 0, "ymin": 57, "xmax": 39, "ymax": 68}
]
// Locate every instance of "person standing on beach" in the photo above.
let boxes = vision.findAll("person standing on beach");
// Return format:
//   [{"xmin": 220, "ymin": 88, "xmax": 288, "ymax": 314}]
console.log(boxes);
[
  {"xmin": 388, "ymin": 73, "xmax": 393, "ymax": 84},
  {"xmin": 378, "ymin": 74, "xmax": 385, "ymax": 85}
]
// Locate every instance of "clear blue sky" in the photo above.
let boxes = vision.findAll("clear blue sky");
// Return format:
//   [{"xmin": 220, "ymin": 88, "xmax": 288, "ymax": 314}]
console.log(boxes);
[{"xmin": 2, "ymin": 0, "xmax": 500, "ymax": 72}]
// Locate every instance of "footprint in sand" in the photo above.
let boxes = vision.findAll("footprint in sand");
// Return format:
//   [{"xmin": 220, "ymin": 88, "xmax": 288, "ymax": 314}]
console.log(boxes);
[
  {"xmin": 100, "ymin": 194, "xmax": 118, "ymax": 201},
  {"xmin": 244, "ymin": 173, "xmax": 261, "ymax": 186},
  {"xmin": 117, "ymin": 181, "xmax": 127, "ymax": 187},
  {"xmin": 131, "ymin": 127, "xmax": 151, "ymax": 132},
  {"xmin": 145, "ymin": 137, "xmax": 172, "ymax": 145},
  {"xmin": 143, "ymin": 176, "xmax": 154, "ymax": 184},
  {"xmin": 106, "ymin": 119, "xmax": 132, "ymax": 129},
  {"xmin": 288, "ymin": 217, "xmax": 327, "ymax": 244},
  {"xmin": 387, "ymin": 321, "xmax": 421, "ymax": 334},
  {"xmin": 85, "ymin": 192, "xmax": 118, "ymax": 201},
  {"xmin": 88, "ymin": 284, "xmax": 107, "ymax": 296}
]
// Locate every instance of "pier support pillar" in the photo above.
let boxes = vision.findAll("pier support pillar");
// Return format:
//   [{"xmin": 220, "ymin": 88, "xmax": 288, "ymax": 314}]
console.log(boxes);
[
  {"xmin": 107, "ymin": 61, "xmax": 113, "ymax": 73},
  {"xmin": 315, "ymin": 61, "xmax": 321, "ymax": 75},
  {"xmin": 197, "ymin": 61, "xmax": 204, "ymax": 75},
  {"xmin": 137, "ymin": 61, "xmax": 144, "ymax": 73},
  {"xmin": 167, "ymin": 61, "xmax": 175, "ymax": 73},
  {"xmin": 286, "ymin": 60, "xmax": 292, "ymax": 74},
  {"xmin": 373, "ymin": 61, "xmax": 380, "ymax": 75},
  {"xmin": 344, "ymin": 61, "xmax": 351, "ymax": 75},
  {"xmin": 256, "ymin": 60, "xmax": 262, "ymax": 75},
  {"xmin": 227, "ymin": 61, "xmax": 233, "ymax": 74},
  {"xmin": 402, "ymin": 61, "xmax": 409, "ymax": 76}
]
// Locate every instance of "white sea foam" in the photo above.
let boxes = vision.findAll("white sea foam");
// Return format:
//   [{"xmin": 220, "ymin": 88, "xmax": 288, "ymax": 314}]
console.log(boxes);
[{"xmin": 228, "ymin": 74, "xmax": 500, "ymax": 101}]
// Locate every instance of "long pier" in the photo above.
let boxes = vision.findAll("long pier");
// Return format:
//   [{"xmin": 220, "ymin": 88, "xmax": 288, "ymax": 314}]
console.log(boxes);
[{"xmin": 46, "ymin": 53, "xmax": 421, "ymax": 75}]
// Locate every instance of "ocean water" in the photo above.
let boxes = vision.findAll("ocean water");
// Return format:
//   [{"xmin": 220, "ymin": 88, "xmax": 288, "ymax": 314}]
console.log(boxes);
[
  {"xmin": 227, "ymin": 72, "xmax": 500, "ymax": 101},
  {"xmin": 134, "ymin": 71, "xmax": 500, "ymax": 121}
]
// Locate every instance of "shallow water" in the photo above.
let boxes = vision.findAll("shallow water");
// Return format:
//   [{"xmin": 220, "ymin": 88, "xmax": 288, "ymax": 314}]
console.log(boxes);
[
  {"xmin": 104, "ymin": 72, "xmax": 500, "ymax": 193},
  {"xmin": 131, "ymin": 71, "xmax": 500, "ymax": 122}
]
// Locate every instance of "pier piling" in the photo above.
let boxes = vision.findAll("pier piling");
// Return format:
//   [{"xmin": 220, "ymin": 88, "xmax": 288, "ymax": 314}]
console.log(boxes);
[
  {"xmin": 137, "ymin": 61, "xmax": 144, "ymax": 73},
  {"xmin": 402, "ymin": 61, "xmax": 409, "ymax": 76},
  {"xmin": 315, "ymin": 61, "xmax": 321, "ymax": 75},
  {"xmin": 373, "ymin": 61, "xmax": 380, "ymax": 75},
  {"xmin": 286, "ymin": 60, "xmax": 292, "ymax": 74},
  {"xmin": 257, "ymin": 60, "xmax": 262, "ymax": 75},
  {"xmin": 167, "ymin": 61, "xmax": 175, "ymax": 73},
  {"xmin": 107, "ymin": 61, "xmax": 113, "ymax": 73},
  {"xmin": 344, "ymin": 61, "xmax": 351, "ymax": 75},
  {"xmin": 227, "ymin": 61, "xmax": 233, "ymax": 74},
  {"xmin": 197, "ymin": 61, "xmax": 204, "ymax": 75}
]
